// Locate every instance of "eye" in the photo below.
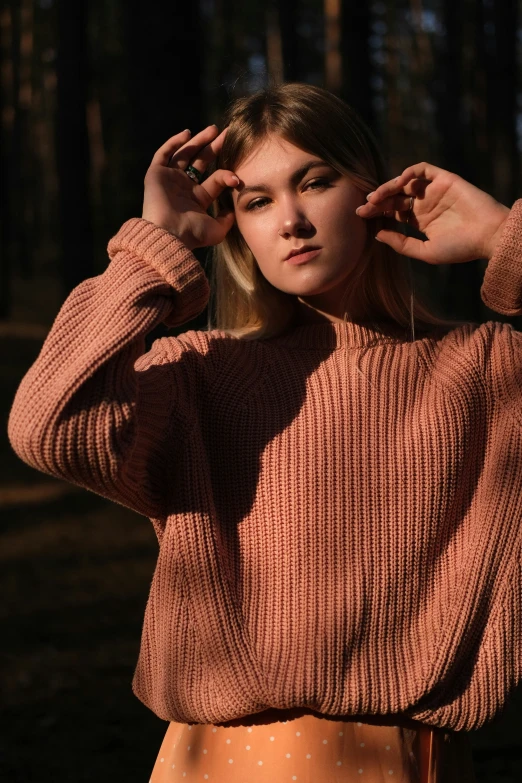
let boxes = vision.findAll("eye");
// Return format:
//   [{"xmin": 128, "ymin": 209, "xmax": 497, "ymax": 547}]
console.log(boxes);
[
  {"xmin": 245, "ymin": 197, "xmax": 270, "ymax": 212},
  {"xmin": 244, "ymin": 177, "xmax": 332, "ymax": 212},
  {"xmin": 305, "ymin": 177, "xmax": 331, "ymax": 190}
]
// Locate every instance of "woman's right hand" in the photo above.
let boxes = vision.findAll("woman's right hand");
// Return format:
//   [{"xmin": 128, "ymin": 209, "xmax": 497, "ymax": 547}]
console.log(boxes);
[{"xmin": 142, "ymin": 125, "xmax": 238, "ymax": 250}]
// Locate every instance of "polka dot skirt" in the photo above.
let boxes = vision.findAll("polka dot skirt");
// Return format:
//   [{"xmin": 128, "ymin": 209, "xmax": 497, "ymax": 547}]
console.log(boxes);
[{"xmin": 149, "ymin": 713, "xmax": 476, "ymax": 782}]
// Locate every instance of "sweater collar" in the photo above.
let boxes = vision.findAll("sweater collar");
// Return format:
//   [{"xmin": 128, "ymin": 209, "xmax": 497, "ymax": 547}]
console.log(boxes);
[{"xmin": 266, "ymin": 319, "xmax": 416, "ymax": 349}]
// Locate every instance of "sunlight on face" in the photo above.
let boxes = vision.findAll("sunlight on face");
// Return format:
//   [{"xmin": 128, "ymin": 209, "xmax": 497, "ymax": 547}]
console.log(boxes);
[{"xmin": 231, "ymin": 134, "xmax": 368, "ymax": 320}]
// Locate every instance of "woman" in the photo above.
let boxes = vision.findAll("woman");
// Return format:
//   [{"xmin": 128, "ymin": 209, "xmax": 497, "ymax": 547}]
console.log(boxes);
[{"xmin": 8, "ymin": 83, "xmax": 521, "ymax": 782}]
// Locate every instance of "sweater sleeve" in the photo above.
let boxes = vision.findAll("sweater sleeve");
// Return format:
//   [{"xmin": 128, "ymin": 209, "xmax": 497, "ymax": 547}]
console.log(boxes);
[
  {"xmin": 473, "ymin": 198, "xmax": 522, "ymax": 427},
  {"xmin": 480, "ymin": 198, "xmax": 522, "ymax": 316},
  {"xmin": 7, "ymin": 217, "xmax": 210, "ymax": 519}
]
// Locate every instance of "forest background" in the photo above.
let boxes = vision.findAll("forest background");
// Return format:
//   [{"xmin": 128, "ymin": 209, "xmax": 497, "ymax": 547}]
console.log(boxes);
[{"xmin": 1, "ymin": 0, "xmax": 522, "ymax": 781}]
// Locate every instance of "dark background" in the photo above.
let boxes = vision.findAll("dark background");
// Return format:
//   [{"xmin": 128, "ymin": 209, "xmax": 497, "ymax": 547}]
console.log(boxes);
[{"xmin": 1, "ymin": 0, "xmax": 522, "ymax": 780}]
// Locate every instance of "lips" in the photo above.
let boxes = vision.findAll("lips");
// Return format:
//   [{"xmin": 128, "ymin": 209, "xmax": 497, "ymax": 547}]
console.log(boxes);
[
  {"xmin": 285, "ymin": 247, "xmax": 322, "ymax": 265},
  {"xmin": 285, "ymin": 245, "xmax": 322, "ymax": 260}
]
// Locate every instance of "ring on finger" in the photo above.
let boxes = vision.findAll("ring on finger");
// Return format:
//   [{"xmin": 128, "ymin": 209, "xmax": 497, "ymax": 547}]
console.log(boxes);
[
  {"xmin": 166, "ymin": 153, "xmax": 205, "ymax": 182},
  {"xmin": 185, "ymin": 164, "xmax": 204, "ymax": 184}
]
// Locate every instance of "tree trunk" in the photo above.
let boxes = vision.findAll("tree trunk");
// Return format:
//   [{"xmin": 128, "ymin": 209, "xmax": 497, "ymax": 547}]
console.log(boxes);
[
  {"xmin": 0, "ymin": 4, "xmax": 13, "ymax": 318},
  {"xmin": 266, "ymin": 3, "xmax": 284, "ymax": 84},
  {"xmin": 121, "ymin": 0, "xmax": 203, "ymax": 205},
  {"xmin": 492, "ymin": 0, "xmax": 519, "ymax": 205},
  {"xmin": 278, "ymin": 0, "xmax": 299, "ymax": 81},
  {"xmin": 435, "ymin": 0, "xmax": 469, "ymax": 177},
  {"xmin": 55, "ymin": 0, "xmax": 93, "ymax": 295},
  {"xmin": 122, "ymin": 0, "xmax": 204, "ymax": 336},
  {"xmin": 324, "ymin": 0, "xmax": 341, "ymax": 93},
  {"xmin": 340, "ymin": 3, "xmax": 374, "ymax": 129}
]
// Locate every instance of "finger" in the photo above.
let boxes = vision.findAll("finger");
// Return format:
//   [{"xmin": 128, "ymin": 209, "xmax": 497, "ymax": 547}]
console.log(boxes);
[
  {"xmin": 151, "ymin": 130, "xmax": 192, "ymax": 167},
  {"xmin": 180, "ymin": 127, "xmax": 228, "ymax": 182},
  {"xmin": 394, "ymin": 162, "xmax": 446, "ymax": 192},
  {"xmin": 375, "ymin": 229, "xmax": 435, "ymax": 262},
  {"xmin": 356, "ymin": 194, "xmax": 413, "ymax": 219},
  {"xmin": 169, "ymin": 125, "xmax": 221, "ymax": 170},
  {"xmin": 195, "ymin": 169, "xmax": 239, "ymax": 210},
  {"xmin": 214, "ymin": 209, "xmax": 236, "ymax": 234},
  {"xmin": 189, "ymin": 127, "xmax": 228, "ymax": 175},
  {"xmin": 369, "ymin": 162, "xmax": 443, "ymax": 203}
]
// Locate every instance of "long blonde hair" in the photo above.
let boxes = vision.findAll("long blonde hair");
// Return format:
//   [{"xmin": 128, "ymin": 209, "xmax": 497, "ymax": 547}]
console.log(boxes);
[{"xmin": 207, "ymin": 82, "xmax": 465, "ymax": 341}]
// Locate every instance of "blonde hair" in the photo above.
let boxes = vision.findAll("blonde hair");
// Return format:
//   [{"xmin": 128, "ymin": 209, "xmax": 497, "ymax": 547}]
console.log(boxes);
[{"xmin": 207, "ymin": 82, "xmax": 465, "ymax": 341}]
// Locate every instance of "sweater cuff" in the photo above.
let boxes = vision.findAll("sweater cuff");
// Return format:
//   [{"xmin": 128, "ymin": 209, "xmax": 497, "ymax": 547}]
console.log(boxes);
[
  {"xmin": 107, "ymin": 218, "xmax": 210, "ymax": 327},
  {"xmin": 480, "ymin": 198, "xmax": 522, "ymax": 316}
]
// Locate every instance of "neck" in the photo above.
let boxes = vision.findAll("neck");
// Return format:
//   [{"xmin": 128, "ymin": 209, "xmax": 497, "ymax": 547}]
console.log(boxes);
[{"xmin": 294, "ymin": 296, "xmax": 367, "ymax": 326}]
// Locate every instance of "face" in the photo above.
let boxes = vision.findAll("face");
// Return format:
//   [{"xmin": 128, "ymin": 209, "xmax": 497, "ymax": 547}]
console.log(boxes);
[{"xmin": 231, "ymin": 134, "xmax": 369, "ymax": 321}]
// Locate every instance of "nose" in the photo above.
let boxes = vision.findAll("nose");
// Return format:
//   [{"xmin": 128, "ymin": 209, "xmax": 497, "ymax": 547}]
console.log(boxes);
[{"xmin": 277, "ymin": 201, "xmax": 313, "ymax": 238}]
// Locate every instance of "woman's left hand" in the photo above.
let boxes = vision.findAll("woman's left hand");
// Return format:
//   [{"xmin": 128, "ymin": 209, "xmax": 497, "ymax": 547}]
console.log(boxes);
[{"xmin": 355, "ymin": 162, "xmax": 511, "ymax": 264}]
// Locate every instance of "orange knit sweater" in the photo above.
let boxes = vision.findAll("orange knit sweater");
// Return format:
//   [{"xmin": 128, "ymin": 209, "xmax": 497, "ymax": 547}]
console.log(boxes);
[{"xmin": 8, "ymin": 201, "xmax": 522, "ymax": 732}]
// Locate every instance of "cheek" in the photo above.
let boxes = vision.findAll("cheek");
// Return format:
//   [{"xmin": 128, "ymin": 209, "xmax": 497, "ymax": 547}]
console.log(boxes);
[
  {"xmin": 327, "ymin": 204, "xmax": 368, "ymax": 250},
  {"xmin": 235, "ymin": 214, "xmax": 276, "ymax": 254}
]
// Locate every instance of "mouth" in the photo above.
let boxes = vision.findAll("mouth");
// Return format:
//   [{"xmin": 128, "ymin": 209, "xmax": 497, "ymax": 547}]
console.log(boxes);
[{"xmin": 285, "ymin": 246, "xmax": 322, "ymax": 265}]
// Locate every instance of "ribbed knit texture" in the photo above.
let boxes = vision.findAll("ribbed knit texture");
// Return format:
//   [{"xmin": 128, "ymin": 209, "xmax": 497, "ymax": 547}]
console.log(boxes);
[{"xmin": 8, "ymin": 204, "xmax": 522, "ymax": 731}]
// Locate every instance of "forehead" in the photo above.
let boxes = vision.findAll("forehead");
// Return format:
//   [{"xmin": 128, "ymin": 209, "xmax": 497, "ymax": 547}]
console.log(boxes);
[{"xmin": 234, "ymin": 134, "xmax": 323, "ymax": 179}]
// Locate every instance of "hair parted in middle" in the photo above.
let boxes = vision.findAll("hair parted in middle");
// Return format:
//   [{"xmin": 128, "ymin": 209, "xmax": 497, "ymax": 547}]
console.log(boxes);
[{"xmin": 207, "ymin": 82, "xmax": 466, "ymax": 341}]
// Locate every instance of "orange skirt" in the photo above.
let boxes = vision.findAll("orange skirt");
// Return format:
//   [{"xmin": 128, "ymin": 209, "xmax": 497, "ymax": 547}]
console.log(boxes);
[{"xmin": 149, "ymin": 713, "xmax": 476, "ymax": 783}]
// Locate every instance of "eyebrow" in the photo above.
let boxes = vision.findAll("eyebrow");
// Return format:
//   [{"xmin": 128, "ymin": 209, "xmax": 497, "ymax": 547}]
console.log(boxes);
[{"xmin": 235, "ymin": 160, "xmax": 332, "ymax": 205}]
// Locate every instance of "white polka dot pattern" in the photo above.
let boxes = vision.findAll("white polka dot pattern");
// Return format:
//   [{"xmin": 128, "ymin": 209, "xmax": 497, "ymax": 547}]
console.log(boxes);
[{"xmin": 149, "ymin": 714, "xmax": 429, "ymax": 782}]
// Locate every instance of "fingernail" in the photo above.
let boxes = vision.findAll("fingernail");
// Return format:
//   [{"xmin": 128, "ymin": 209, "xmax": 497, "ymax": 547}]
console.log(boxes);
[
  {"xmin": 366, "ymin": 191, "xmax": 375, "ymax": 200},
  {"xmin": 184, "ymin": 128, "xmax": 191, "ymax": 134},
  {"xmin": 375, "ymin": 236, "xmax": 383, "ymax": 242},
  {"xmin": 231, "ymin": 176, "xmax": 239, "ymax": 184},
  {"xmin": 355, "ymin": 206, "xmax": 362, "ymax": 214}
]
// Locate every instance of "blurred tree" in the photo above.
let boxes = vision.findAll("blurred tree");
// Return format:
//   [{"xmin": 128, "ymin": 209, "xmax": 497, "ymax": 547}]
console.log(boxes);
[
  {"xmin": 266, "ymin": 1, "xmax": 284, "ymax": 83},
  {"xmin": 340, "ymin": 3, "xmax": 375, "ymax": 129},
  {"xmin": 0, "ymin": 3, "xmax": 13, "ymax": 318},
  {"xmin": 120, "ymin": 0, "xmax": 206, "ymax": 337},
  {"xmin": 434, "ymin": 0, "xmax": 469, "ymax": 178},
  {"xmin": 266, "ymin": 0, "xmax": 309, "ymax": 85},
  {"xmin": 381, "ymin": 0, "xmax": 402, "ymax": 168},
  {"xmin": 56, "ymin": 0, "xmax": 93, "ymax": 294},
  {"xmin": 324, "ymin": 0, "xmax": 341, "ymax": 93},
  {"xmin": 491, "ymin": 0, "xmax": 519, "ymax": 205},
  {"xmin": 407, "ymin": 0, "xmax": 435, "ymax": 158},
  {"xmin": 121, "ymin": 0, "xmax": 203, "ymax": 201},
  {"xmin": 3, "ymin": 0, "xmax": 35, "ymax": 306},
  {"xmin": 203, "ymin": 0, "xmax": 238, "ymax": 120},
  {"xmin": 278, "ymin": 0, "xmax": 300, "ymax": 81},
  {"xmin": 468, "ymin": 0, "xmax": 493, "ymax": 193}
]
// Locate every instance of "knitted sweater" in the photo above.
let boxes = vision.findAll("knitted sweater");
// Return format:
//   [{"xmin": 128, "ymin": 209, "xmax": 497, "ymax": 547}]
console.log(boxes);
[{"xmin": 8, "ymin": 201, "xmax": 522, "ymax": 732}]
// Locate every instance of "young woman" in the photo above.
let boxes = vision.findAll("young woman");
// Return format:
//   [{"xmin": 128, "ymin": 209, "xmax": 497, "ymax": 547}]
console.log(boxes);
[{"xmin": 8, "ymin": 83, "xmax": 521, "ymax": 783}]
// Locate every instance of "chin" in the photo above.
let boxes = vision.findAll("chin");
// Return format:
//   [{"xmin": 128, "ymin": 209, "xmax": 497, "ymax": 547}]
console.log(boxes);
[{"xmin": 285, "ymin": 277, "xmax": 348, "ymax": 298}]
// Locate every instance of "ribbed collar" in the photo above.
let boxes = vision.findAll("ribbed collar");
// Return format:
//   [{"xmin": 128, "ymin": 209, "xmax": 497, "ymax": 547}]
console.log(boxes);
[{"xmin": 265, "ymin": 319, "xmax": 425, "ymax": 349}]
